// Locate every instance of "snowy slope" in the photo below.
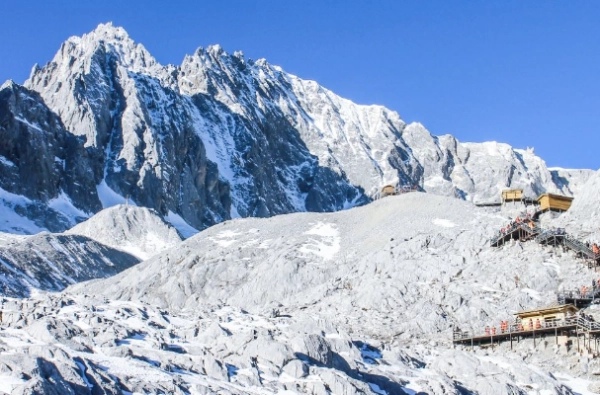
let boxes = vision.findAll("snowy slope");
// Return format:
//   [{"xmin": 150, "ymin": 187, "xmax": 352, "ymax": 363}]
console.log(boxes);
[
  {"xmin": 59, "ymin": 192, "xmax": 599, "ymax": 393},
  {"xmin": 555, "ymin": 169, "xmax": 600, "ymax": 239},
  {"xmin": 66, "ymin": 205, "xmax": 183, "ymax": 260}
]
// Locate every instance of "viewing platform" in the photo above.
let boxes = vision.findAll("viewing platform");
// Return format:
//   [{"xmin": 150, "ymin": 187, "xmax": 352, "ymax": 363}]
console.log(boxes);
[
  {"xmin": 453, "ymin": 305, "xmax": 600, "ymax": 352},
  {"xmin": 558, "ymin": 288, "xmax": 600, "ymax": 307}
]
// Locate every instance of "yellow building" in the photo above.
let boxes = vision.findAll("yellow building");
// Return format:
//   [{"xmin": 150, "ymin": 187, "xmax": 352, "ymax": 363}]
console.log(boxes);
[
  {"xmin": 502, "ymin": 189, "xmax": 523, "ymax": 203},
  {"xmin": 381, "ymin": 185, "xmax": 396, "ymax": 197},
  {"xmin": 536, "ymin": 193, "xmax": 574, "ymax": 213},
  {"xmin": 515, "ymin": 304, "xmax": 578, "ymax": 329}
]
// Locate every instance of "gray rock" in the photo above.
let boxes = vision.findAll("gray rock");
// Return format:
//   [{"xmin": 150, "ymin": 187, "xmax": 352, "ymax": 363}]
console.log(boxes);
[
  {"xmin": 0, "ymin": 232, "xmax": 138, "ymax": 297},
  {"xmin": 292, "ymin": 334, "xmax": 333, "ymax": 367},
  {"xmin": 282, "ymin": 359, "xmax": 308, "ymax": 378}
]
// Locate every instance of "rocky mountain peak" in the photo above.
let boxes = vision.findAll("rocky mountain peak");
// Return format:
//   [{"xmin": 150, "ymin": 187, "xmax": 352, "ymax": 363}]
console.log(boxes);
[
  {"xmin": 0, "ymin": 79, "xmax": 17, "ymax": 90},
  {"xmin": 1, "ymin": 24, "xmax": 594, "ymax": 235}
]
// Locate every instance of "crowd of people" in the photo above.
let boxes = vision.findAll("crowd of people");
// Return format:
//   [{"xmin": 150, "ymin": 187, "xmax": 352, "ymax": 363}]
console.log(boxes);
[
  {"xmin": 564, "ymin": 279, "xmax": 600, "ymax": 298},
  {"xmin": 493, "ymin": 213, "xmax": 536, "ymax": 240},
  {"xmin": 585, "ymin": 241, "xmax": 600, "ymax": 255},
  {"xmin": 455, "ymin": 308, "xmax": 600, "ymax": 340}
]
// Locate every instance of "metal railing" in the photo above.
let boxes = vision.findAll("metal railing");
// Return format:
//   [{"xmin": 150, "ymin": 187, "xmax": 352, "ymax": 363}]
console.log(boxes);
[
  {"xmin": 490, "ymin": 220, "xmax": 600, "ymax": 262},
  {"xmin": 562, "ymin": 236, "xmax": 600, "ymax": 260},
  {"xmin": 489, "ymin": 221, "xmax": 541, "ymax": 246},
  {"xmin": 453, "ymin": 315, "xmax": 600, "ymax": 342},
  {"xmin": 557, "ymin": 288, "xmax": 600, "ymax": 305},
  {"xmin": 452, "ymin": 316, "xmax": 600, "ymax": 342}
]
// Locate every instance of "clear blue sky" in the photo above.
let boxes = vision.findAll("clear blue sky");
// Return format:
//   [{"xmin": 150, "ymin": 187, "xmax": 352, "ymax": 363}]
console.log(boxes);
[{"xmin": 1, "ymin": 1, "xmax": 599, "ymax": 169}]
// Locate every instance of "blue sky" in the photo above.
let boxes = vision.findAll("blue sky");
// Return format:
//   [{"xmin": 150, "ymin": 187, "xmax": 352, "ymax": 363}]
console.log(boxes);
[{"xmin": 1, "ymin": 1, "xmax": 599, "ymax": 169}]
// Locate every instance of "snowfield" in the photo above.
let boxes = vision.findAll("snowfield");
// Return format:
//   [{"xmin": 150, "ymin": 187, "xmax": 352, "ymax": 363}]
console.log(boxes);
[{"xmin": 0, "ymin": 184, "xmax": 591, "ymax": 394}]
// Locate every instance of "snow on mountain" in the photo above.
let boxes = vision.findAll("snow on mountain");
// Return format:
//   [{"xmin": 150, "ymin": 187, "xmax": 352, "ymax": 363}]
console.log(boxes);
[
  {"xmin": 0, "ymin": 22, "xmax": 597, "ymax": 393},
  {"xmin": 56, "ymin": 192, "xmax": 598, "ymax": 393},
  {"xmin": 555, "ymin": 169, "xmax": 600, "ymax": 238},
  {"xmin": 0, "ymin": 232, "xmax": 139, "ymax": 298},
  {"xmin": 0, "ymin": 81, "xmax": 100, "ymax": 232},
  {"xmin": 66, "ymin": 204, "xmax": 183, "ymax": 260},
  {"xmin": 0, "ymin": 22, "xmax": 585, "ymax": 235},
  {"xmin": 178, "ymin": 43, "xmax": 589, "ymax": 204},
  {"xmin": 549, "ymin": 167, "xmax": 595, "ymax": 197}
]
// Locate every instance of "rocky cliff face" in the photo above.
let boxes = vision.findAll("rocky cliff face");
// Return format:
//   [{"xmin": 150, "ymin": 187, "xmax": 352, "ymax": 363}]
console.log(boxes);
[
  {"xmin": 0, "ymin": 80, "xmax": 100, "ymax": 233},
  {"xmin": 0, "ymin": 231, "xmax": 139, "ymax": 298},
  {"xmin": 0, "ymin": 23, "xmax": 591, "ymax": 233}
]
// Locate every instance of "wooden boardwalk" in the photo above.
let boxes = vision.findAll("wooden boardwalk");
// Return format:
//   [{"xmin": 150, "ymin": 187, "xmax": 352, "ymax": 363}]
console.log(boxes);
[{"xmin": 453, "ymin": 317, "xmax": 600, "ymax": 351}]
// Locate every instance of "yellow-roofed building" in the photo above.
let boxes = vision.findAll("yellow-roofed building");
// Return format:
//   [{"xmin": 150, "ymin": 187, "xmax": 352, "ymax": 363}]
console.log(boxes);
[
  {"xmin": 536, "ymin": 193, "xmax": 574, "ymax": 213},
  {"xmin": 502, "ymin": 189, "xmax": 523, "ymax": 203},
  {"xmin": 515, "ymin": 304, "xmax": 578, "ymax": 330}
]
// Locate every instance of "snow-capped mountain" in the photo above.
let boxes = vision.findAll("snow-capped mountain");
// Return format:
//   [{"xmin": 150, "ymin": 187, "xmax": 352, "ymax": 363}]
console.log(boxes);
[{"xmin": 0, "ymin": 23, "xmax": 591, "ymax": 234}]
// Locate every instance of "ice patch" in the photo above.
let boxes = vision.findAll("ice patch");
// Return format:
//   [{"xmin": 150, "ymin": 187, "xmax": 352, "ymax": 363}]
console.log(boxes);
[
  {"xmin": 0, "ymin": 155, "xmax": 16, "ymax": 167},
  {"xmin": 97, "ymin": 179, "xmax": 136, "ymax": 208},
  {"xmin": 14, "ymin": 116, "xmax": 44, "ymax": 132},
  {"xmin": 209, "ymin": 230, "xmax": 241, "ymax": 248},
  {"xmin": 75, "ymin": 361, "xmax": 94, "ymax": 389},
  {"xmin": 432, "ymin": 218, "xmax": 456, "ymax": 228},
  {"xmin": 299, "ymin": 222, "xmax": 340, "ymax": 261},
  {"xmin": 217, "ymin": 230, "xmax": 241, "ymax": 238},
  {"xmin": 0, "ymin": 374, "xmax": 27, "ymax": 393},
  {"xmin": 305, "ymin": 222, "xmax": 338, "ymax": 237},
  {"xmin": 368, "ymin": 382, "xmax": 387, "ymax": 394},
  {"xmin": 554, "ymin": 373, "xmax": 596, "ymax": 395},
  {"xmin": 48, "ymin": 192, "xmax": 90, "ymax": 223},
  {"xmin": 165, "ymin": 211, "xmax": 199, "ymax": 239}
]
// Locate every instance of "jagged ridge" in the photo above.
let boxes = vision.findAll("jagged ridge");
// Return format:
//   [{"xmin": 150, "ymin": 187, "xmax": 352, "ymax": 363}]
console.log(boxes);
[{"xmin": 0, "ymin": 23, "xmax": 592, "ymax": 234}]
